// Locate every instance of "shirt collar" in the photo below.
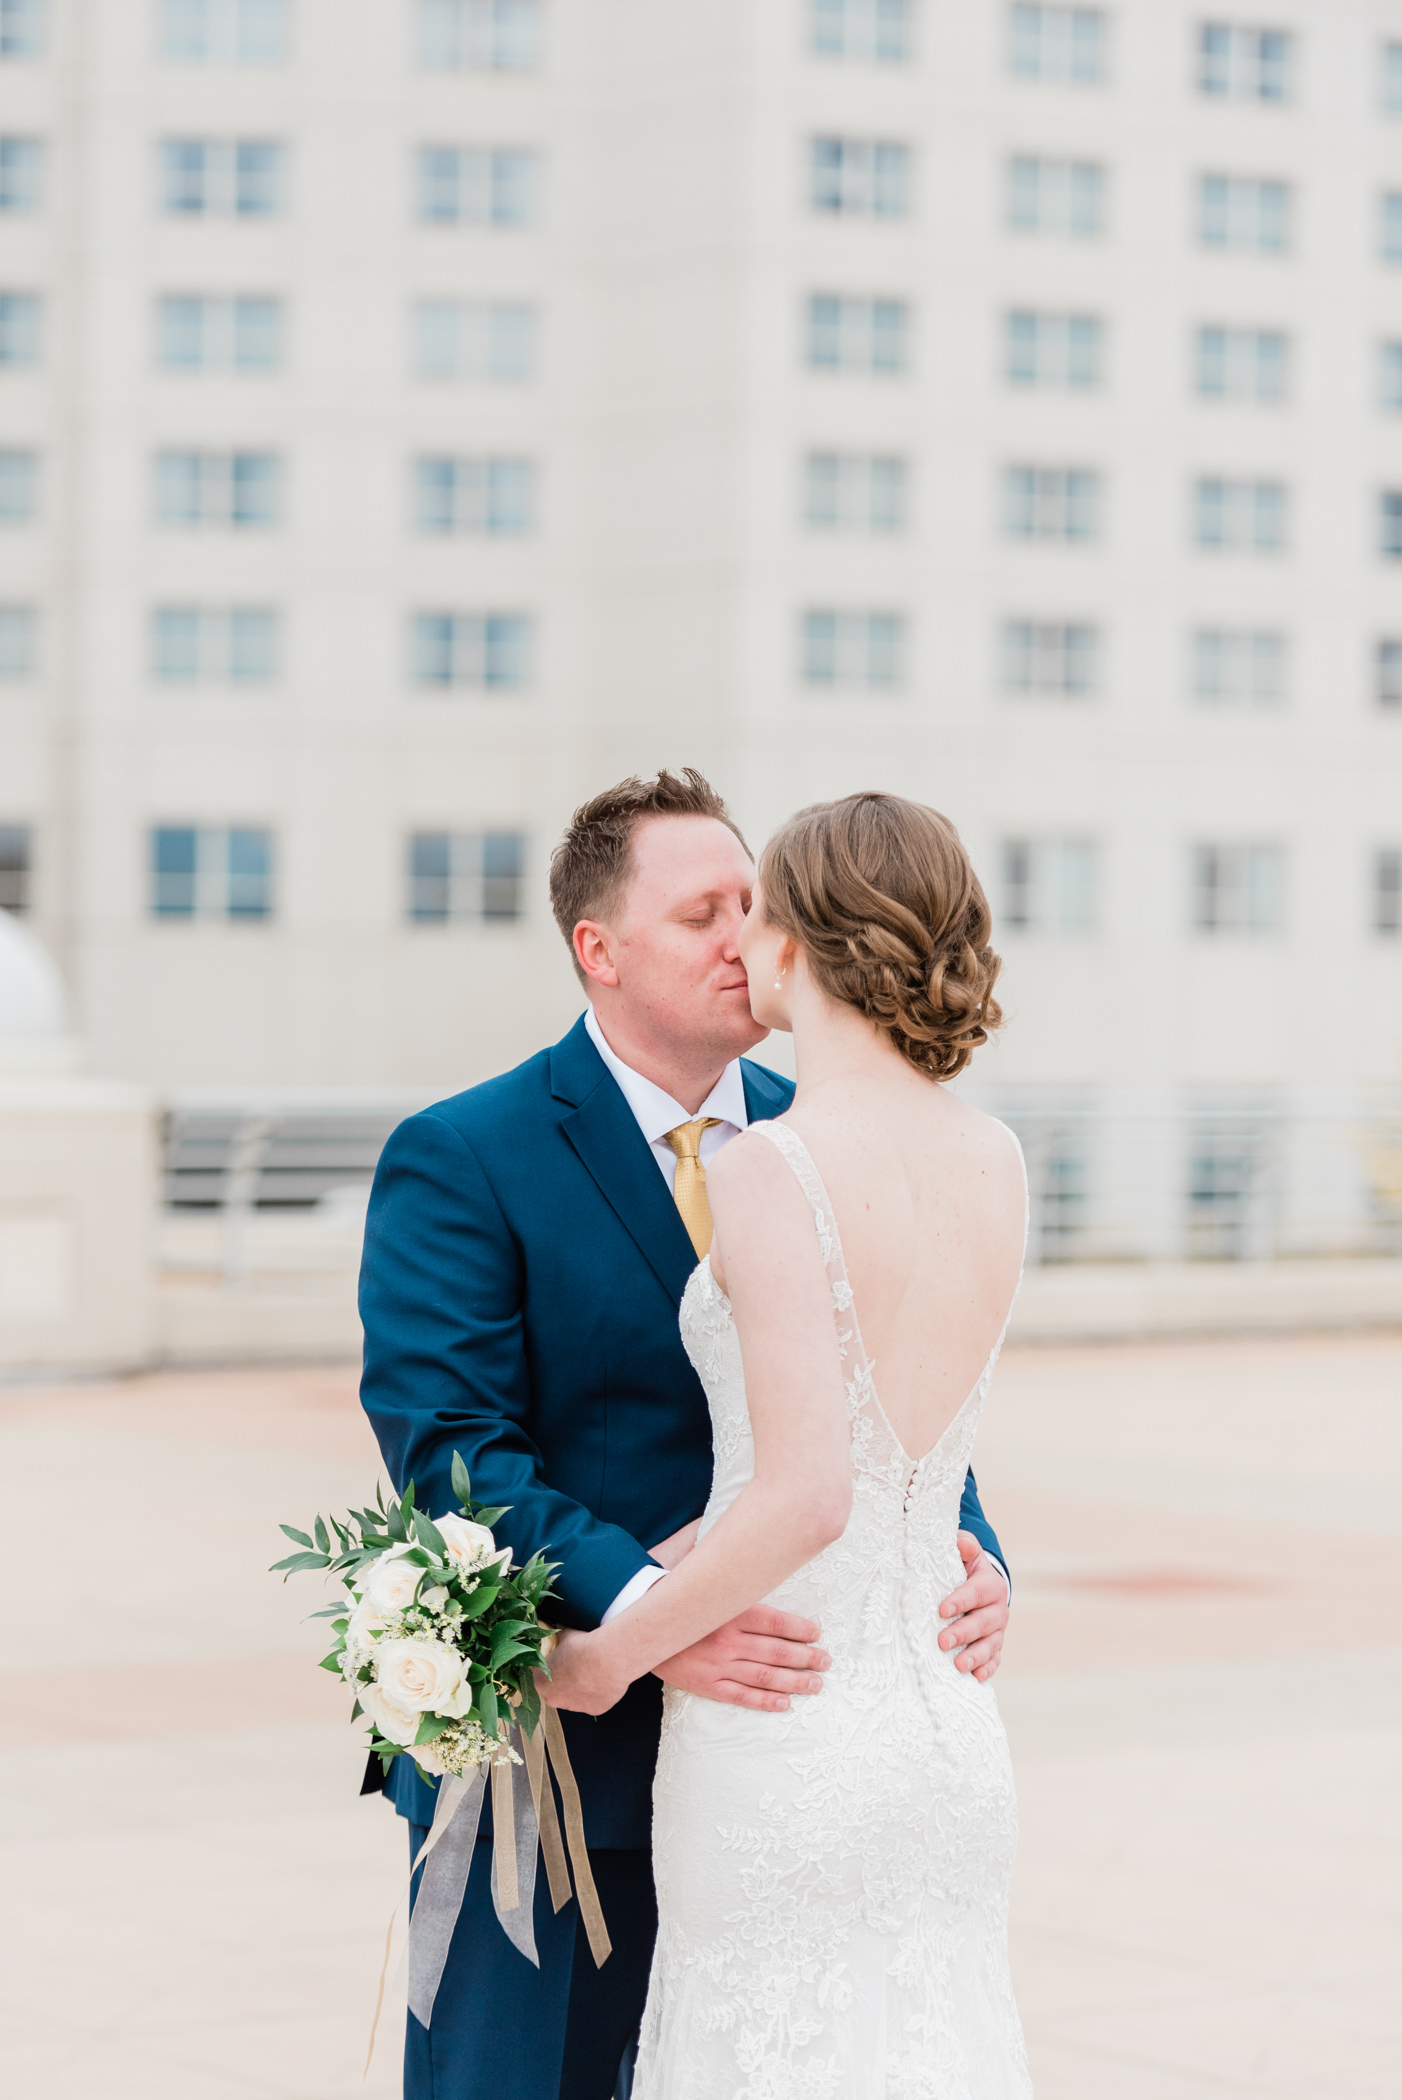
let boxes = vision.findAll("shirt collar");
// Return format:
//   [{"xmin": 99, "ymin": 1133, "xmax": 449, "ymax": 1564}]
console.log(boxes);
[{"xmin": 584, "ymin": 1004, "xmax": 749, "ymax": 1144}]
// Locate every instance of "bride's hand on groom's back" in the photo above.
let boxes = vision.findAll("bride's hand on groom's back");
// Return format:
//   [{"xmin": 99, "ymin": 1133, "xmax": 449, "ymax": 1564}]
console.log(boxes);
[{"xmin": 653, "ymin": 1607, "xmax": 831, "ymax": 1713}]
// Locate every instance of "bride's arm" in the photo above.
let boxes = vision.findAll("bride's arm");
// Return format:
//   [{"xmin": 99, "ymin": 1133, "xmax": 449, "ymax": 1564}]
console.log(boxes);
[{"xmin": 541, "ymin": 1133, "xmax": 852, "ymax": 1715}]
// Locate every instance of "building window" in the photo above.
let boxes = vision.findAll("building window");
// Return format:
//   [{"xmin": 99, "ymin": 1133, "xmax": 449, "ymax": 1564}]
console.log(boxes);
[
  {"xmin": 804, "ymin": 451, "xmax": 907, "ymax": 532},
  {"xmin": 1377, "ymin": 639, "xmax": 1402, "ymax": 708},
  {"xmin": 0, "ymin": 822, "xmax": 29, "ymax": 912},
  {"xmin": 1007, "ymin": 154, "xmax": 1103, "ymax": 237},
  {"xmin": 160, "ymin": 139, "xmax": 283, "ymax": 216},
  {"xmin": 413, "ymin": 300, "xmax": 537, "ymax": 381},
  {"xmin": 155, "ymin": 450, "xmax": 281, "ymax": 528},
  {"xmin": 1009, "ymin": 5, "xmax": 1105, "ymax": 85},
  {"xmin": 417, "ymin": 146, "xmax": 538, "ymax": 226},
  {"xmin": 0, "ymin": 603, "xmax": 35, "ymax": 676},
  {"xmin": 0, "ymin": 137, "xmax": 41, "ymax": 211},
  {"xmin": 408, "ymin": 830, "xmax": 525, "ymax": 922},
  {"xmin": 1382, "ymin": 343, "xmax": 1402, "ymax": 411},
  {"xmin": 1375, "ymin": 850, "xmax": 1402, "ymax": 935},
  {"xmin": 806, "ymin": 295, "xmax": 907, "ymax": 374},
  {"xmin": 159, "ymin": 0, "xmax": 288, "ymax": 61},
  {"xmin": 1001, "ymin": 840, "xmax": 1097, "ymax": 933},
  {"xmin": 0, "ymin": 292, "xmax": 39, "ymax": 366},
  {"xmin": 1383, "ymin": 492, "xmax": 1402, "ymax": 559},
  {"xmin": 1003, "ymin": 466, "xmax": 1099, "ymax": 542},
  {"xmin": 153, "ymin": 606, "xmax": 279, "ymax": 683},
  {"xmin": 1192, "ymin": 628, "xmax": 1286, "ymax": 706},
  {"xmin": 1191, "ymin": 843, "xmax": 1284, "ymax": 934},
  {"xmin": 802, "ymin": 610, "xmax": 905, "ymax": 688},
  {"xmin": 156, "ymin": 295, "xmax": 282, "ymax": 371},
  {"xmin": 150, "ymin": 825, "xmax": 274, "ymax": 919},
  {"xmin": 0, "ymin": 448, "xmax": 35, "ymax": 521},
  {"xmin": 1198, "ymin": 174, "xmax": 1290, "ymax": 253},
  {"xmin": 1382, "ymin": 194, "xmax": 1402, "ymax": 264},
  {"xmin": 811, "ymin": 137, "xmax": 909, "ymax": 217},
  {"xmin": 1385, "ymin": 43, "xmax": 1402, "ymax": 118},
  {"xmin": 412, "ymin": 612, "xmax": 531, "ymax": 689},
  {"xmin": 1198, "ymin": 23, "xmax": 1291, "ymax": 102},
  {"xmin": 1195, "ymin": 326, "xmax": 1288, "ymax": 402},
  {"xmin": 1002, "ymin": 619, "xmax": 1097, "ymax": 694},
  {"xmin": 418, "ymin": 0, "xmax": 540, "ymax": 71},
  {"xmin": 1194, "ymin": 478, "xmax": 1286, "ymax": 553},
  {"xmin": 0, "ymin": 1, "xmax": 43, "ymax": 59},
  {"xmin": 414, "ymin": 456, "xmax": 535, "ymax": 535},
  {"xmin": 811, "ymin": 0, "xmax": 908, "ymax": 63},
  {"xmin": 1006, "ymin": 309, "xmax": 1101, "ymax": 388}
]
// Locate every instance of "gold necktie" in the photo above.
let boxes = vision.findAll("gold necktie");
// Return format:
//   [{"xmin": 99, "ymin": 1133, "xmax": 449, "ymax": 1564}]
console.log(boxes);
[{"xmin": 665, "ymin": 1118, "xmax": 722, "ymax": 1257}]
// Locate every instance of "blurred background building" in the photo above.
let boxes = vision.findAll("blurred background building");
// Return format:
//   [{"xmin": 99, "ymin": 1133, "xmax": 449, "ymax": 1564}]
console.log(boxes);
[{"xmin": 1, "ymin": 0, "xmax": 1401, "ymax": 1332}]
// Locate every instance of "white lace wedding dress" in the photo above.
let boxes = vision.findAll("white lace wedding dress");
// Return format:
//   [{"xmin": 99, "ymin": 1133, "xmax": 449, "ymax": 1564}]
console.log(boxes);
[{"xmin": 634, "ymin": 1121, "xmax": 1033, "ymax": 2100}]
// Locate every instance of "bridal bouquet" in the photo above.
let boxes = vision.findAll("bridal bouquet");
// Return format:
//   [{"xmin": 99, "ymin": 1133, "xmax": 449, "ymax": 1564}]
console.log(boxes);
[{"xmin": 272, "ymin": 1451, "xmax": 559, "ymax": 1779}]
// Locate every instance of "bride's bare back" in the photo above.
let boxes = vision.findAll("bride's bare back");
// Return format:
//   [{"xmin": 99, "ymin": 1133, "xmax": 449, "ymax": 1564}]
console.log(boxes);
[{"xmin": 782, "ymin": 1075, "xmax": 1025, "ymax": 1460}]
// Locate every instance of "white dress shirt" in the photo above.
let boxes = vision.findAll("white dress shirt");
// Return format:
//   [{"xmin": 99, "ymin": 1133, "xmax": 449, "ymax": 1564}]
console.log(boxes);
[{"xmin": 584, "ymin": 1004, "xmax": 1009, "ymax": 1623}]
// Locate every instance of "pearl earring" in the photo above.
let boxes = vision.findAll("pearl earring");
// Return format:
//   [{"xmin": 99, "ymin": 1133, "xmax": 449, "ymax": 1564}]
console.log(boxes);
[{"xmin": 774, "ymin": 967, "xmax": 785, "ymax": 992}]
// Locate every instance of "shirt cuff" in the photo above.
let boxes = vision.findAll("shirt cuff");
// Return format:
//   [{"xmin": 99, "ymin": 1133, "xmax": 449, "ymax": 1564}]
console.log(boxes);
[
  {"xmin": 987, "ymin": 1555, "xmax": 1011, "ymax": 1604},
  {"xmin": 601, "ymin": 1563, "xmax": 667, "ymax": 1624}
]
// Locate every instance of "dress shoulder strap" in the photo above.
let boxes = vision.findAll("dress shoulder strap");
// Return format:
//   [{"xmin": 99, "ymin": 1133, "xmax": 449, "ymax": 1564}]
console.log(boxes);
[{"xmin": 748, "ymin": 1120, "xmax": 872, "ymax": 1379}]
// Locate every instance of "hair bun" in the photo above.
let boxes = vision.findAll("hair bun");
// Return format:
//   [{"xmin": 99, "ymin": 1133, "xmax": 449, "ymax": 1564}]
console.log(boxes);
[{"xmin": 760, "ymin": 795, "xmax": 1002, "ymax": 1081}]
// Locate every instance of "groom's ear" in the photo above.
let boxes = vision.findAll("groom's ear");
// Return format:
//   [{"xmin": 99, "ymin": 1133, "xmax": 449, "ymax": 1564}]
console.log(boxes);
[{"xmin": 573, "ymin": 919, "xmax": 621, "ymax": 988}]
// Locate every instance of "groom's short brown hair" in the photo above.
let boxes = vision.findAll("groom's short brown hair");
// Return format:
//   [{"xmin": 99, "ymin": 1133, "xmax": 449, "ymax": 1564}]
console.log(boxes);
[{"xmin": 550, "ymin": 768, "xmax": 749, "ymax": 978}]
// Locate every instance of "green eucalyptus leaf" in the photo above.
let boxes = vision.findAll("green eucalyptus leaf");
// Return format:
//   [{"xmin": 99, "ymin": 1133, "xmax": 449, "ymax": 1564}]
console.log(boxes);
[
  {"xmin": 473, "ymin": 1506, "xmax": 509, "ymax": 1528},
  {"xmin": 385, "ymin": 1499, "xmax": 407, "ymax": 1545},
  {"xmin": 270, "ymin": 1550, "xmax": 332, "ymax": 1577},
  {"xmin": 414, "ymin": 1512, "xmax": 447, "ymax": 1558},
  {"xmin": 314, "ymin": 1515, "xmax": 330, "ymax": 1554},
  {"xmin": 491, "ymin": 1639, "xmax": 532, "ymax": 1671},
  {"xmin": 414, "ymin": 1711, "xmax": 454, "ymax": 1746},
  {"xmin": 450, "ymin": 1451, "xmax": 472, "ymax": 1507},
  {"xmin": 318, "ymin": 1652, "xmax": 343, "ymax": 1674},
  {"xmin": 279, "ymin": 1524, "xmax": 314, "ymax": 1548},
  {"xmin": 478, "ymin": 1682, "xmax": 498, "ymax": 1735}
]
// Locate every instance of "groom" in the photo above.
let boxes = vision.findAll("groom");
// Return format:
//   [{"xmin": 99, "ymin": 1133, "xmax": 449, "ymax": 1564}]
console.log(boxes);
[{"xmin": 359, "ymin": 770, "xmax": 1012, "ymax": 2100}]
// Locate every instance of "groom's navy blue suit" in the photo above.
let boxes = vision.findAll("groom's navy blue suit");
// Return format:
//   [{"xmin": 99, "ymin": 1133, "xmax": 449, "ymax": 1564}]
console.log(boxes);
[{"xmin": 359, "ymin": 1016, "xmax": 1006, "ymax": 2100}]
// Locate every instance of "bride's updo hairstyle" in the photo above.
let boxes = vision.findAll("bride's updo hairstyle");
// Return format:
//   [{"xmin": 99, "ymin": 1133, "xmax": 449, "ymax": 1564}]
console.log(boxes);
[{"xmin": 759, "ymin": 793, "xmax": 1003, "ymax": 1081}]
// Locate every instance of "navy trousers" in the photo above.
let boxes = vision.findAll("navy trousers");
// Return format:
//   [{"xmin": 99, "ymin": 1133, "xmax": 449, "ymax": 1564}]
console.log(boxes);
[{"xmin": 405, "ymin": 1830, "xmax": 656, "ymax": 2100}]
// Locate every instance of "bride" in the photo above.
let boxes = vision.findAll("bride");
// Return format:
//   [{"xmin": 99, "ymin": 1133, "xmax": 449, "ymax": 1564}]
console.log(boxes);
[{"xmin": 542, "ymin": 792, "xmax": 1033, "ymax": 2098}]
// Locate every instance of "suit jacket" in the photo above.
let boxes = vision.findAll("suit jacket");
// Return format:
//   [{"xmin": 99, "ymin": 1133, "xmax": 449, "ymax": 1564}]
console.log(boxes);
[{"xmin": 358, "ymin": 1014, "xmax": 1006, "ymax": 1846}]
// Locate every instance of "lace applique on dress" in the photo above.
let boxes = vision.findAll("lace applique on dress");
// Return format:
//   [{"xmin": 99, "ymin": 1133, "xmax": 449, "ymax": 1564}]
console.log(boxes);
[{"xmin": 641, "ymin": 1120, "xmax": 1032, "ymax": 2100}]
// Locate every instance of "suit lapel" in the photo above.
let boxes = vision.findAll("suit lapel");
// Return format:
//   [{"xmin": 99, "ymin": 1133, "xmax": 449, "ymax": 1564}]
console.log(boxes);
[{"xmin": 551, "ymin": 1018, "xmax": 700, "ymax": 1306}]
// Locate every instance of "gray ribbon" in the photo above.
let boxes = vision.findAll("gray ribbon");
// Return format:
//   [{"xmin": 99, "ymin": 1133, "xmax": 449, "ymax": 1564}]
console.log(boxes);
[
  {"xmin": 490, "ymin": 1738, "xmax": 541, "ymax": 1968},
  {"xmin": 406, "ymin": 1730, "xmax": 543, "ymax": 2030}
]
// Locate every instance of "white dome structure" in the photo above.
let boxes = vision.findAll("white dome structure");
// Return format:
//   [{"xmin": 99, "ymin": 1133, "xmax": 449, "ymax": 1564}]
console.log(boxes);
[
  {"xmin": 0, "ymin": 910, "xmax": 67, "ymax": 1038},
  {"xmin": 0, "ymin": 912, "xmax": 80, "ymax": 1072}
]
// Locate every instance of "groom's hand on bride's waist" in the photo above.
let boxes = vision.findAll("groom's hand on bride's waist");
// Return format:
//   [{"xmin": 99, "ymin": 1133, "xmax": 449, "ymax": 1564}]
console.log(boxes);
[
  {"xmin": 654, "ymin": 1608, "xmax": 831, "ymax": 1713},
  {"xmin": 938, "ymin": 1532, "xmax": 1011, "ymax": 1683}
]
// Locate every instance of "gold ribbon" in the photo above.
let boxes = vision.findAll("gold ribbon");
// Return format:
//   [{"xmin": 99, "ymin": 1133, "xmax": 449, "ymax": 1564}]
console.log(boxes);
[{"xmin": 542, "ymin": 1706, "xmax": 613, "ymax": 1967}]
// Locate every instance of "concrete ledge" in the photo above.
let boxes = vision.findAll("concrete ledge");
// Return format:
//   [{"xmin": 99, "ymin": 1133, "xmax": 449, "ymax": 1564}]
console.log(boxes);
[
  {"xmin": 143, "ymin": 1256, "xmax": 1402, "ymax": 1368},
  {"xmin": 1009, "ymin": 1258, "xmax": 1402, "ymax": 1343},
  {"xmin": 155, "ymin": 1279, "xmax": 362, "ymax": 1365}
]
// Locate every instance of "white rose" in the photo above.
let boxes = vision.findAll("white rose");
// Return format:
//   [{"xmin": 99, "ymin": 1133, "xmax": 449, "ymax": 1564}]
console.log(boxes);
[
  {"xmin": 359, "ymin": 1546, "xmax": 425, "ymax": 1615},
  {"xmin": 345, "ymin": 1593, "xmax": 388, "ymax": 1661},
  {"xmin": 359, "ymin": 1680, "xmax": 422, "ymax": 1748},
  {"xmin": 411, "ymin": 1740, "xmax": 450, "ymax": 1778},
  {"xmin": 375, "ymin": 1637, "xmax": 472, "ymax": 1718},
  {"xmin": 435, "ymin": 1512, "xmax": 511, "ymax": 1578}
]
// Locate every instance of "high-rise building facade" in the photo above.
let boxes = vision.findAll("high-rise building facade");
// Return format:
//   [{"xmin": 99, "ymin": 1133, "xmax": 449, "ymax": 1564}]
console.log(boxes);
[{"xmin": 2, "ymin": 0, "xmax": 1400, "ymax": 1256}]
